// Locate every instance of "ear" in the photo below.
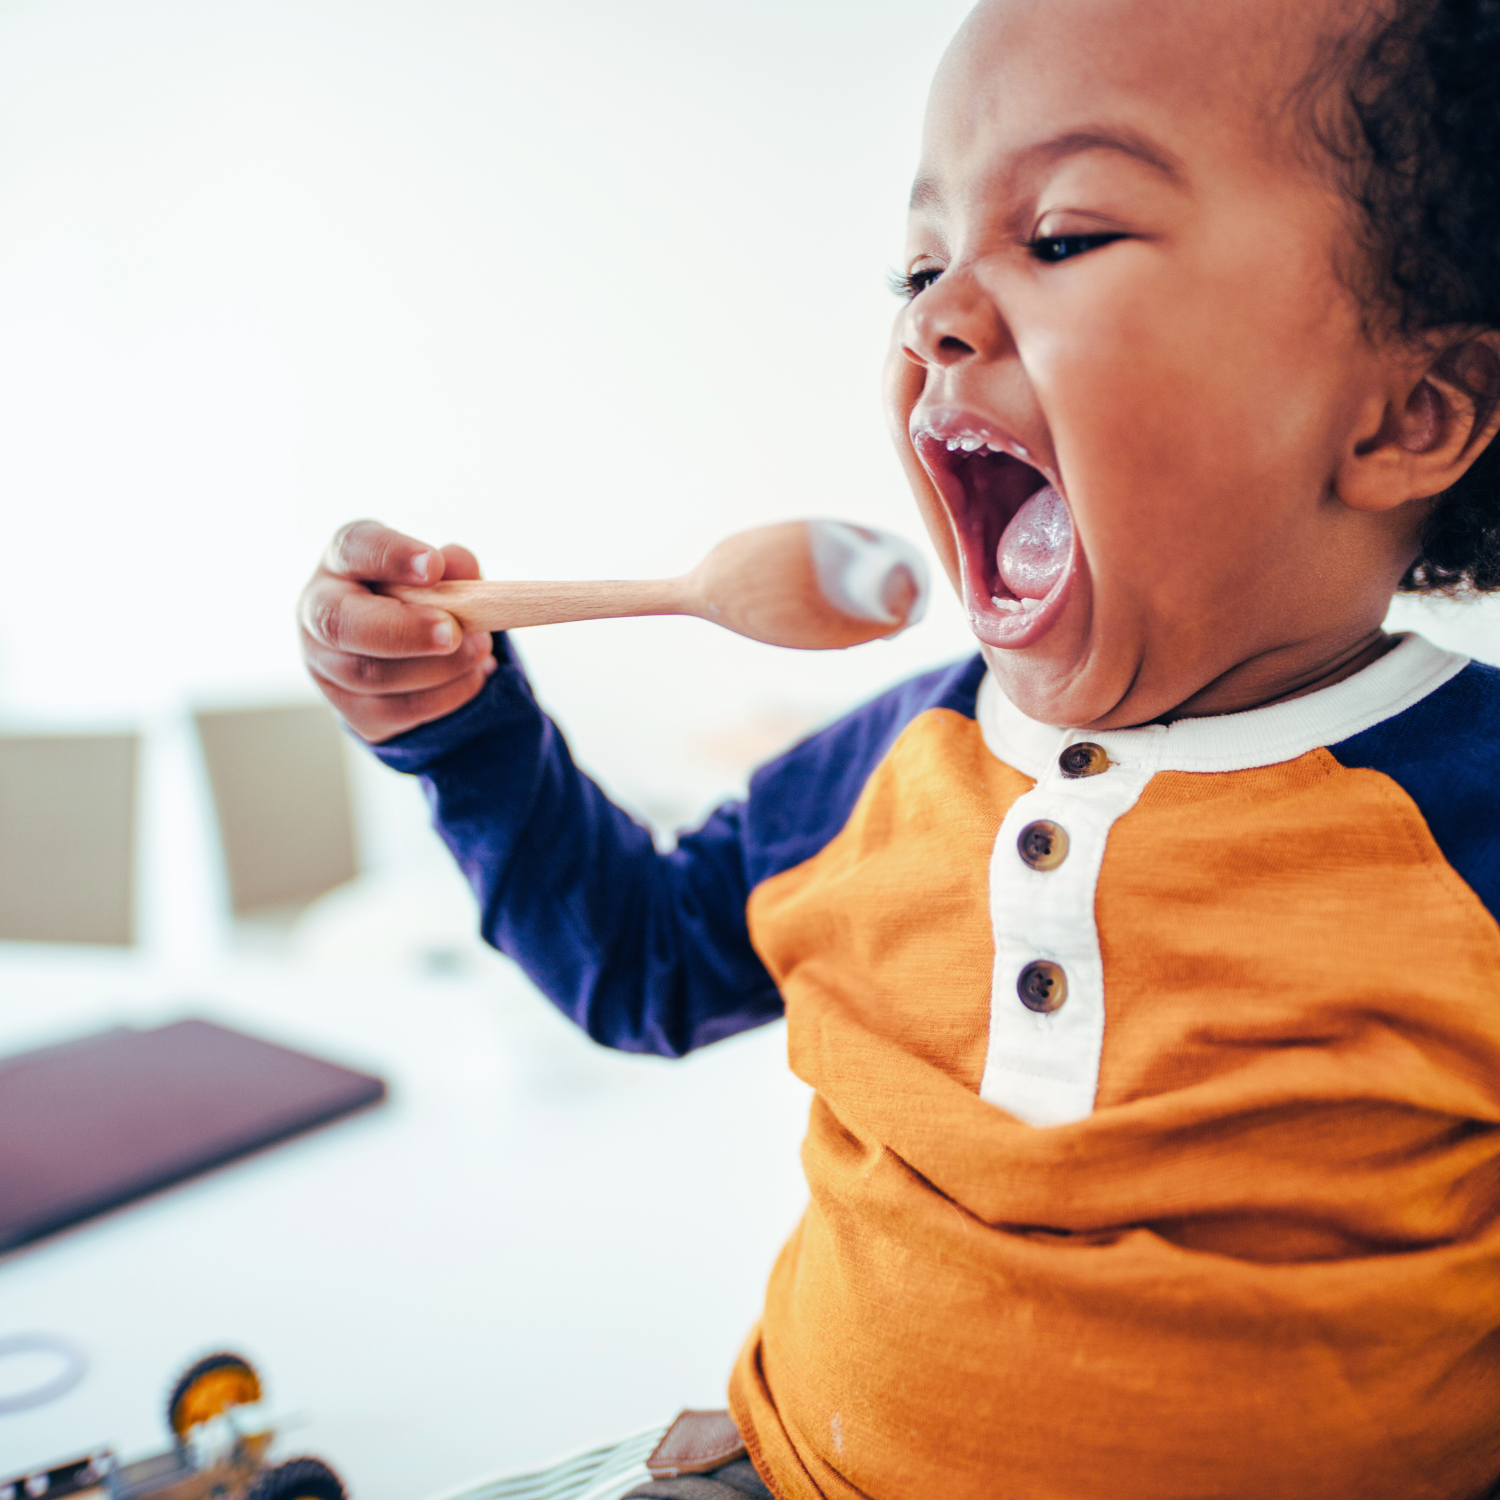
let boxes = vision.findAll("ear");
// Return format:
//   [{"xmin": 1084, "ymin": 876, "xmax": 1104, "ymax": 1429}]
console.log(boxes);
[{"xmin": 1337, "ymin": 334, "xmax": 1500, "ymax": 513}]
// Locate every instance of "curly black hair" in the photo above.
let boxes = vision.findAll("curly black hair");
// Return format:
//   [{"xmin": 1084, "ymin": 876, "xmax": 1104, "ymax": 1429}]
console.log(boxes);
[{"xmin": 1330, "ymin": 0, "xmax": 1500, "ymax": 592}]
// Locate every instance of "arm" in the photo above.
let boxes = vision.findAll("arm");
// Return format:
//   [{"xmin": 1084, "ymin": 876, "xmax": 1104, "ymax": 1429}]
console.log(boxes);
[
  {"xmin": 300, "ymin": 522, "xmax": 783, "ymax": 1056},
  {"xmin": 373, "ymin": 636, "xmax": 782, "ymax": 1054}
]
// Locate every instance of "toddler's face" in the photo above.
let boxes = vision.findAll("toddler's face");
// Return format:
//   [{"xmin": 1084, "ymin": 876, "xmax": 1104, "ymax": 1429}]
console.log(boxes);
[{"xmin": 888, "ymin": 0, "xmax": 1423, "ymax": 728}]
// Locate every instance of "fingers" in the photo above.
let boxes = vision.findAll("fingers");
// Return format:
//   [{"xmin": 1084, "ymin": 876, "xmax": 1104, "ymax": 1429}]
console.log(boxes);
[
  {"xmin": 300, "ymin": 572, "xmax": 463, "ymax": 659},
  {"xmin": 312, "ymin": 659, "xmax": 498, "ymax": 744},
  {"xmin": 301, "ymin": 623, "xmax": 493, "ymax": 695},
  {"xmin": 439, "ymin": 542, "xmax": 482, "ymax": 582},
  {"xmin": 302, "ymin": 519, "xmax": 496, "ymax": 741},
  {"xmin": 323, "ymin": 519, "xmax": 446, "ymax": 585}
]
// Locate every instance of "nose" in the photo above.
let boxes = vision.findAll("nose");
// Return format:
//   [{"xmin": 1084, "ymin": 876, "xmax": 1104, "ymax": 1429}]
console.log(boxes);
[{"xmin": 900, "ymin": 267, "xmax": 1010, "ymax": 369}]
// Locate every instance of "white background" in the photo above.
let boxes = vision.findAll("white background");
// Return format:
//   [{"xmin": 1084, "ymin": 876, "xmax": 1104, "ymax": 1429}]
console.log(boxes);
[
  {"xmin": 0, "ymin": 2, "xmax": 986, "ymax": 1490},
  {"xmin": 0, "ymin": 0, "xmax": 1494, "ymax": 906},
  {"xmin": 3, "ymin": 1, "xmax": 1500, "ymax": 1493},
  {"xmin": 0, "ymin": 0, "xmax": 984, "ymax": 843}
]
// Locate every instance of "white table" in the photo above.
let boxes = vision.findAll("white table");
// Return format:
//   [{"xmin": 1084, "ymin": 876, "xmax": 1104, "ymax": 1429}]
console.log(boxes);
[{"xmin": 0, "ymin": 944, "xmax": 811, "ymax": 1500}]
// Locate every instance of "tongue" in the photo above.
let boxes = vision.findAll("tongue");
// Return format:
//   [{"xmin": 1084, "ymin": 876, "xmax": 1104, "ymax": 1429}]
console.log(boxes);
[{"xmin": 996, "ymin": 484, "xmax": 1072, "ymax": 600}]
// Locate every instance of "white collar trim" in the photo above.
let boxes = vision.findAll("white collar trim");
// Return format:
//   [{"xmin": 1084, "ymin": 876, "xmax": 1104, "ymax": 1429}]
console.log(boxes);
[{"xmin": 976, "ymin": 632, "xmax": 1469, "ymax": 779}]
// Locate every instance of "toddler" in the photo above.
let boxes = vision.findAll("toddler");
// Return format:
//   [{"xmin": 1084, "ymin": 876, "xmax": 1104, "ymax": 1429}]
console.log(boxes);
[{"xmin": 299, "ymin": 0, "xmax": 1500, "ymax": 1494}]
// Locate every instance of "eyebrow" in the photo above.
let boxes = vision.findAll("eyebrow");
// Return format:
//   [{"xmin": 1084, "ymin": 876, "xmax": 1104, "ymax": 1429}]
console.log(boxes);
[{"xmin": 908, "ymin": 124, "xmax": 1186, "ymax": 211}]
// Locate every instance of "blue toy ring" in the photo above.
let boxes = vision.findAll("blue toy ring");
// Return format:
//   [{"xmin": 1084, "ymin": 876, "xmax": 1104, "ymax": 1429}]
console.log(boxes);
[{"xmin": 0, "ymin": 1333, "xmax": 87, "ymax": 1415}]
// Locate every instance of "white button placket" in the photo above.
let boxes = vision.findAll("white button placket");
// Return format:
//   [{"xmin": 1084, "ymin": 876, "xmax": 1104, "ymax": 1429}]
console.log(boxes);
[{"xmin": 979, "ymin": 729, "xmax": 1160, "ymax": 1127}]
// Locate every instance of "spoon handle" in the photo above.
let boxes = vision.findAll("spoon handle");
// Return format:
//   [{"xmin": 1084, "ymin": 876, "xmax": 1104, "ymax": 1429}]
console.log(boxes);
[{"xmin": 385, "ymin": 577, "xmax": 687, "ymax": 633}]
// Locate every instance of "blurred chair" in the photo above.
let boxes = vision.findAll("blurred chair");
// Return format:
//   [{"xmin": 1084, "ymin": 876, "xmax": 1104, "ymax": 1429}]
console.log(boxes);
[
  {"xmin": 194, "ymin": 703, "xmax": 358, "ymax": 918},
  {"xmin": 0, "ymin": 733, "xmax": 138, "ymax": 944}
]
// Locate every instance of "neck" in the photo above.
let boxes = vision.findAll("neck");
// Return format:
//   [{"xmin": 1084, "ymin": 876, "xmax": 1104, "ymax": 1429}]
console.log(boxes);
[{"xmin": 1155, "ymin": 627, "xmax": 1396, "ymax": 724}]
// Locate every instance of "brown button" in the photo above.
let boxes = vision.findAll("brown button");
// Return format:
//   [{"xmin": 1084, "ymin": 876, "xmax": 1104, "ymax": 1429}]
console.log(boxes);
[
  {"xmin": 1017, "ymin": 960, "xmax": 1067, "ymax": 1014},
  {"xmin": 1059, "ymin": 742, "xmax": 1109, "ymax": 778},
  {"xmin": 1017, "ymin": 820, "xmax": 1069, "ymax": 872}
]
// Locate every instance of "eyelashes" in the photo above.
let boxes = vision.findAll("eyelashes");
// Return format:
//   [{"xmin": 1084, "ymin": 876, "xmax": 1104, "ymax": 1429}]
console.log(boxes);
[
  {"xmin": 890, "ymin": 233, "xmax": 1127, "ymax": 299},
  {"xmin": 888, "ymin": 267, "xmax": 943, "ymax": 300}
]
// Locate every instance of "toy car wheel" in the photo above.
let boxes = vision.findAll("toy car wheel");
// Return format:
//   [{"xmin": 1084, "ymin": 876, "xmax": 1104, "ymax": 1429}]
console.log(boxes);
[
  {"xmin": 244, "ymin": 1458, "xmax": 346, "ymax": 1500},
  {"xmin": 166, "ymin": 1353, "xmax": 262, "ymax": 1438}
]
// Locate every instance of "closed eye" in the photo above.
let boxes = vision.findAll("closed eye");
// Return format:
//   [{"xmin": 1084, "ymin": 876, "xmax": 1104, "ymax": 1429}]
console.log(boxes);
[{"xmin": 1028, "ymin": 233, "xmax": 1126, "ymax": 264}]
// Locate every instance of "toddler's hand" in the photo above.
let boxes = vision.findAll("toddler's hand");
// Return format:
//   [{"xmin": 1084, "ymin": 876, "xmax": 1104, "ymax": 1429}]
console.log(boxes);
[{"xmin": 299, "ymin": 520, "xmax": 497, "ymax": 743}]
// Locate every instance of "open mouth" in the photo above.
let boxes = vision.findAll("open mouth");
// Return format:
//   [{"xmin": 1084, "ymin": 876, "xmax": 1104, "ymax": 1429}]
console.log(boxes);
[{"xmin": 911, "ymin": 409, "xmax": 1076, "ymax": 648}]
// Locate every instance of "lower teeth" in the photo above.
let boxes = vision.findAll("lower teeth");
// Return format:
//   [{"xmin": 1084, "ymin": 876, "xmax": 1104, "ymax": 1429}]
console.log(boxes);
[{"xmin": 991, "ymin": 595, "xmax": 1044, "ymax": 614}]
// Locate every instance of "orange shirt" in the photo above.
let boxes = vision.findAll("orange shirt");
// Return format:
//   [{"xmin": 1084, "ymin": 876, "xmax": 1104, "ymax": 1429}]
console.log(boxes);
[{"xmin": 729, "ymin": 634, "xmax": 1500, "ymax": 1500}]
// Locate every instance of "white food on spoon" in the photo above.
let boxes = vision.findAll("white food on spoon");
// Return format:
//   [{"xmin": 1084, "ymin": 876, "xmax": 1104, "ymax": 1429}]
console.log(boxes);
[{"xmin": 807, "ymin": 520, "xmax": 930, "ymax": 630}]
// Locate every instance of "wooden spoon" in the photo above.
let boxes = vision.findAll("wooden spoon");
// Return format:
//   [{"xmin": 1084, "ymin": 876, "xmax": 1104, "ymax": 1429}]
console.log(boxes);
[{"xmin": 386, "ymin": 520, "xmax": 930, "ymax": 650}]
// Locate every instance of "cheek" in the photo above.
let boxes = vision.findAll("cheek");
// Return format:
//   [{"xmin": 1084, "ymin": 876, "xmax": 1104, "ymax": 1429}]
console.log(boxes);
[
  {"xmin": 882, "ymin": 315, "xmax": 925, "ymax": 433},
  {"xmin": 1018, "ymin": 260, "xmax": 1356, "ymax": 576}
]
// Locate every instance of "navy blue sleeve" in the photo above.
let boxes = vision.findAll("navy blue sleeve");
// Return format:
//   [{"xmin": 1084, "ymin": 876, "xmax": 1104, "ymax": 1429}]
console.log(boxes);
[
  {"xmin": 371, "ymin": 636, "xmax": 780, "ymax": 1056},
  {"xmin": 371, "ymin": 637, "xmax": 986, "ymax": 1055},
  {"xmin": 1329, "ymin": 660, "xmax": 1500, "ymax": 922}
]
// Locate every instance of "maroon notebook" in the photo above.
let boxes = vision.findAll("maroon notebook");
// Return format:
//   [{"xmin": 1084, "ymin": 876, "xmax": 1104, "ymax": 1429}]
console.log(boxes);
[{"xmin": 0, "ymin": 1018, "xmax": 386, "ymax": 1254}]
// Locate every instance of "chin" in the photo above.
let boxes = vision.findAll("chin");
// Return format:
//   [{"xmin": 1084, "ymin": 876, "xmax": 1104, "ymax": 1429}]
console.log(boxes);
[
  {"xmin": 976, "ymin": 610, "xmax": 1171, "ymax": 731},
  {"xmin": 981, "ymin": 644, "xmax": 1097, "ymax": 729}
]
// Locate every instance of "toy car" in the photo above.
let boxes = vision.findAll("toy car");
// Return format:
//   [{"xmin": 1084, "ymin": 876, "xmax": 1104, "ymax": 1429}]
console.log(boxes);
[{"xmin": 2, "ymin": 1353, "xmax": 346, "ymax": 1500}]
